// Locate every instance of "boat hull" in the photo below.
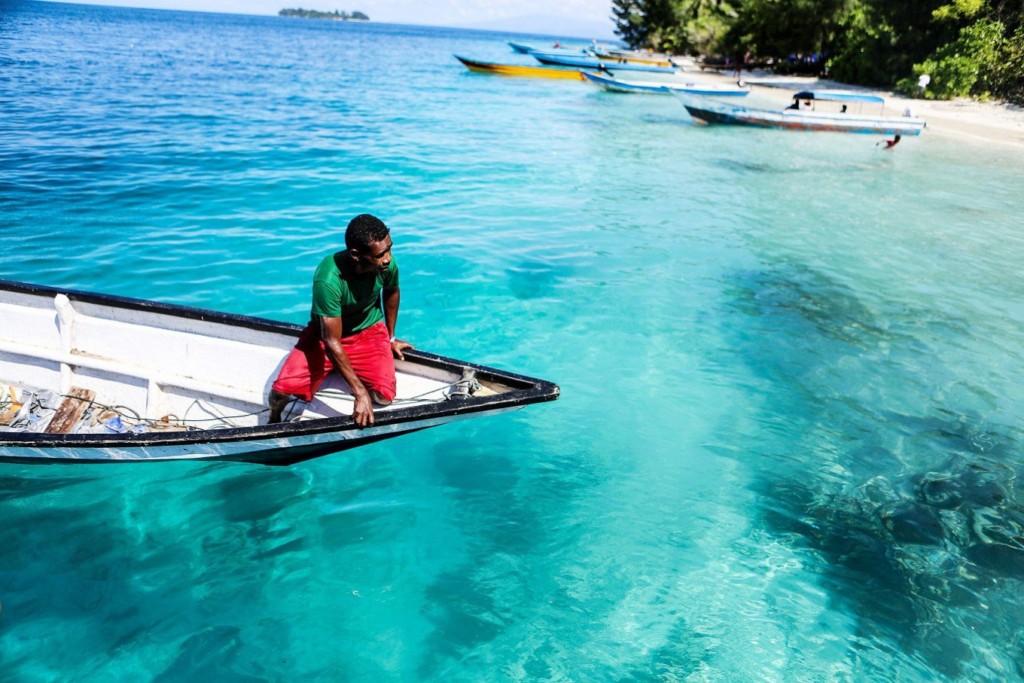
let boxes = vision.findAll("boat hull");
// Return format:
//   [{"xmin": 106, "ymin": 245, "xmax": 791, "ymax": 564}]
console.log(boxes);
[
  {"xmin": 581, "ymin": 71, "xmax": 749, "ymax": 96},
  {"xmin": 590, "ymin": 50, "xmax": 672, "ymax": 67},
  {"xmin": 530, "ymin": 51, "xmax": 676, "ymax": 74},
  {"xmin": 455, "ymin": 55, "xmax": 585, "ymax": 80},
  {"xmin": 678, "ymin": 97, "xmax": 926, "ymax": 135},
  {"xmin": 0, "ymin": 408, "xmax": 519, "ymax": 466},
  {"xmin": 0, "ymin": 280, "xmax": 559, "ymax": 465}
]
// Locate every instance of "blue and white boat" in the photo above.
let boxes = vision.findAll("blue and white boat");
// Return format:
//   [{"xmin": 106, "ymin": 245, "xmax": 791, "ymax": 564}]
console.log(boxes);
[
  {"xmin": 529, "ymin": 50, "xmax": 677, "ymax": 74},
  {"xmin": 581, "ymin": 71, "xmax": 749, "ymax": 97},
  {"xmin": 674, "ymin": 90, "xmax": 927, "ymax": 135},
  {"xmin": 510, "ymin": 41, "xmax": 588, "ymax": 55}
]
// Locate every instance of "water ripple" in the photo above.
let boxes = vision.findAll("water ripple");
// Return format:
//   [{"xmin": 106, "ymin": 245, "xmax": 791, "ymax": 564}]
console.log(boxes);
[{"xmin": 3, "ymin": 2, "xmax": 1024, "ymax": 680}]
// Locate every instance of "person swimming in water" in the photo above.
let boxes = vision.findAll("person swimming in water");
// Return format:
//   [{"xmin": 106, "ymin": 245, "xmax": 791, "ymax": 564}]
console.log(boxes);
[{"xmin": 878, "ymin": 134, "xmax": 901, "ymax": 149}]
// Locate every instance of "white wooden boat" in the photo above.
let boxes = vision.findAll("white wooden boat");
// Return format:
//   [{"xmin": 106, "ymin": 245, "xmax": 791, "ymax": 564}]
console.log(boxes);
[
  {"xmin": 674, "ymin": 90, "xmax": 927, "ymax": 135},
  {"xmin": 581, "ymin": 71, "xmax": 749, "ymax": 97},
  {"xmin": 510, "ymin": 42, "xmax": 587, "ymax": 55},
  {"xmin": 589, "ymin": 48, "xmax": 673, "ymax": 67},
  {"xmin": 529, "ymin": 50, "xmax": 677, "ymax": 74},
  {"xmin": 0, "ymin": 280, "xmax": 559, "ymax": 465}
]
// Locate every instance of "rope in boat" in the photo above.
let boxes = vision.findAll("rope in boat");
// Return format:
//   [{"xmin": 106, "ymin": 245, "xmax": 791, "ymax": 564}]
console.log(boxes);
[
  {"xmin": 29, "ymin": 376, "xmax": 479, "ymax": 431},
  {"xmin": 64, "ymin": 395, "xmax": 207, "ymax": 432},
  {"xmin": 317, "ymin": 376, "xmax": 478, "ymax": 405},
  {"xmin": 280, "ymin": 376, "xmax": 479, "ymax": 422}
]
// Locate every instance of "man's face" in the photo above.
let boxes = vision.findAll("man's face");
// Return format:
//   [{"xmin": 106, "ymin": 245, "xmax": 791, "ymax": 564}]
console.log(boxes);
[{"xmin": 353, "ymin": 235, "xmax": 393, "ymax": 275}]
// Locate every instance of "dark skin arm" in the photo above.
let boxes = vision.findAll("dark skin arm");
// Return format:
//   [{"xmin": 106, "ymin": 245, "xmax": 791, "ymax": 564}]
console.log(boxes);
[
  {"xmin": 383, "ymin": 287, "xmax": 414, "ymax": 360},
  {"xmin": 319, "ymin": 315, "xmax": 376, "ymax": 427}
]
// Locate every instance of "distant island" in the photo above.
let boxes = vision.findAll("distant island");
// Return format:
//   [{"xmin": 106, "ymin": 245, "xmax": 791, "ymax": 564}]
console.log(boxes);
[{"xmin": 279, "ymin": 8, "xmax": 369, "ymax": 21}]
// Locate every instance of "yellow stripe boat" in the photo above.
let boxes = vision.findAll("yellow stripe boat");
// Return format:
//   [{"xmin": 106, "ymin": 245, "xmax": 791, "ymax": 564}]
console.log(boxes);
[{"xmin": 454, "ymin": 55, "xmax": 587, "ymax": 80}]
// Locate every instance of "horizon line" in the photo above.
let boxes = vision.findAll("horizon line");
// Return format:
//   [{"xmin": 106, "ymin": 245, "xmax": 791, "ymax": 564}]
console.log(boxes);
[{"xmin": 36, "ymin": 0, "xmax": 621, "ymax": 40}]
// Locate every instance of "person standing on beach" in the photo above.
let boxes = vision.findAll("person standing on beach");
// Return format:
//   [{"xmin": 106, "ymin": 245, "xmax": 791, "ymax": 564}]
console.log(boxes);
[{"xmin": 268, "ymin": 214, "xmax": 413, "ymax": 426}]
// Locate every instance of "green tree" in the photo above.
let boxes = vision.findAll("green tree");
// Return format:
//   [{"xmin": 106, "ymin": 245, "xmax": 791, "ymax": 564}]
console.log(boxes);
[
  {"xmin": 611, "ymin": 0, "xmax": 1024, "ymax": 102},
  {"xmin": 612, "ymin": 0, "xmax": 646, "ymax": 47},
  {"xmin": 826, "ymin": 4, "xmax": 906, "ymax": 85},
  {"xmin": 899, "ymin": 19, "xmax": 1006, "ymax": 98},
  {"xmin": 726, "ymin": 0, "xmax": 856, "ymax": 69},
  {"xmin": 883, "ymin": 0, "xmax": 1024, "ymax": 102},
  {"xmin": 612, "ymin": 0, "xmax": 685, "ymax": 51},
  {"xmin": 679, "ymin": 0, "xmax": 737, "ymax": 55},
  {"xmin": 994, "ymin": 27, "xmax": 1024, "ymax": 101}
]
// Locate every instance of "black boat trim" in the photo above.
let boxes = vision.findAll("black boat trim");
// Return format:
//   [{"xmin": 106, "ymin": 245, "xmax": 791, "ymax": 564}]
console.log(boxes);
[{"xmin": 0, "ymin": 428, "xmax": 432, "ymax": 467}]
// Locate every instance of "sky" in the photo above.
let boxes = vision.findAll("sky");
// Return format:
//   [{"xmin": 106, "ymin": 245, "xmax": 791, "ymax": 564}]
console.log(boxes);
[{"xmin": 40, "ymin": 0, "xmax": 619, "ymax": 37}]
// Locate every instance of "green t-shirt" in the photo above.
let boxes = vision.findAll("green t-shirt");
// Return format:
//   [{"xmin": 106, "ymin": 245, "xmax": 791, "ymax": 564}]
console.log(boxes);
[{"xmin": 310, "ymin": 251, "xmax": 399, "ymax": 335}]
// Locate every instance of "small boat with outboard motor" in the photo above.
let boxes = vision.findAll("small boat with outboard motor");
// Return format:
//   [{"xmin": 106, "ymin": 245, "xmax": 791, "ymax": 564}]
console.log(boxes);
[
  {"xmin": 0, "ymin": 280, "xmax": 559, "ymax": 465},
  {"xmin": 674, "ymin": 89, "xmax": 927, "ymax": 135}
]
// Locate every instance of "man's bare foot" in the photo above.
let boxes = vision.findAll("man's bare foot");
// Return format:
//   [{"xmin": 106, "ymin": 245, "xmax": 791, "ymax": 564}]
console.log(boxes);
[
  {"xmin": 369, "ymin": 390, "xmax": 392, "ymax": 406},
  {"xmin": 268, "ymin": 389, "xmax": 292, "ymax": 424}
]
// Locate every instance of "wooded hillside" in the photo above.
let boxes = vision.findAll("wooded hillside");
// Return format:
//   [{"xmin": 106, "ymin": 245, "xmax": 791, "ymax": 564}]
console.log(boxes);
[{"xmin": 612, "ymin": 0, "xmax": 1024, "ymax": 102}]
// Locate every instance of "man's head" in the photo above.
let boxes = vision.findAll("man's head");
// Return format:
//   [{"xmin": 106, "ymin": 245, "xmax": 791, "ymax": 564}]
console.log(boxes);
[{"xmin": 345, "ymin": 213, "xmax": 393, "ymax": 275}]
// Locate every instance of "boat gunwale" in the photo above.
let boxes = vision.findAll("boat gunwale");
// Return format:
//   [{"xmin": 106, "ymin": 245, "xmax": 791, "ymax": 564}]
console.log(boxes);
[{"xmin": 0, "ymin": 279, "xmax": 560, "ymax": 450}]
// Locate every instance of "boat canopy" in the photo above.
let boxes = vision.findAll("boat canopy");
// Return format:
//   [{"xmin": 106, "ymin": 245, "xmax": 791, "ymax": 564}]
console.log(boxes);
[{"xmin": 793, "ymin": 90, "xmax": 886, "ymax": 104}]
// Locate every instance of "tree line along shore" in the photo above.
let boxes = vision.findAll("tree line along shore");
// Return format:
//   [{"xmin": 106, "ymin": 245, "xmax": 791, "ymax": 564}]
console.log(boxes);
[
  {"xmin": 279, "ymin": 8, "xmax": 368, "ymax": 21},
  {"xmin": 612, "ymin": 0, "xmax": 1024, "ymax": 105}
]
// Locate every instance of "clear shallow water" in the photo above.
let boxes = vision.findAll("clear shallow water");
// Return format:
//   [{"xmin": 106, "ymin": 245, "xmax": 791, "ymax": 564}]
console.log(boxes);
[{"xmin": 3, "ymin": 2, "xmax": 1024, "ymax": 680}]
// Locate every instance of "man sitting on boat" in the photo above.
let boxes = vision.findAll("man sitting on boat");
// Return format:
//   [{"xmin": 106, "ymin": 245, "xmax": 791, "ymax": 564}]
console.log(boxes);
[{"xmin": 269, "ymin": 214, "xmax": 413, "ymax": 426}]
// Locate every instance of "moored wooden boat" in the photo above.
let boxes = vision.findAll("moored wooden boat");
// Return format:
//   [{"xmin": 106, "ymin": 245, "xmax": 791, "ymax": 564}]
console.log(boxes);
[
  {"xmin": 0, "ymin": 280, "xmax": 559, "ymax": 465},
  {"xmin": 529, "ymin": 50, "xmax": 677, "ymax": 74},
  {"xmin": 454, "ymin": 55, "xmax": 587, "ymax": 80},
  {"xmin": 510, "ymin": 42, "xmax": 589, "ymax": 55},
  {"xmin": 673, "ymin": 90, "xmax": 927, "ymax": 135},
  {"xmin": 589, "ymin": 48, "xmax": 673, "ymax": 67},
  {"xmin": 581, "ymin": 71, "xmax": 749, "ymax": 97}
]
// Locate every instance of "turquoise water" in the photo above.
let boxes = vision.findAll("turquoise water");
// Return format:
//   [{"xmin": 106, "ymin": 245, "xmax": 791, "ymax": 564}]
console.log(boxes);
[{"xmin": 4, "ymin": 1, "xmax": 1024, "ymax": 679}]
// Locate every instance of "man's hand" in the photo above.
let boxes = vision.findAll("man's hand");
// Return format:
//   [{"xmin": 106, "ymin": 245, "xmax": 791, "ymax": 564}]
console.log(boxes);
[
  {"xmin": 391, "ymin": 338, "xmax": 414, "ymax": 361},
  {"xmin": 352, "ymin": 392, "xmax": 375, "ymax": 428}
]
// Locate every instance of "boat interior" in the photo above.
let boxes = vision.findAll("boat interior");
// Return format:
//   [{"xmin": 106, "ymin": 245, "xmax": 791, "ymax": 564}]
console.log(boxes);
[{"xmin": 0, "ymin": 288, "xmax": 503, "ymax": 435}]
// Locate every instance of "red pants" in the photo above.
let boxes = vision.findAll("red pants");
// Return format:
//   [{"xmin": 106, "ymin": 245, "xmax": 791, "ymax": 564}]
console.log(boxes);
[{"xmin": 272, "ymin": 321, "xmax": 396, "ymax": 402}]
